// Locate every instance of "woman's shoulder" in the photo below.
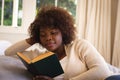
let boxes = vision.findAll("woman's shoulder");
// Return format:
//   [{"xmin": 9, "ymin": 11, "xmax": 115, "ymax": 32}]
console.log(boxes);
[
  {"xmin": 65, "ymin": 38, "xmax": 92, "ymax": 49},
  {"xmin": 71, "ymin": 38, "xmax": 91, "ymax": 46}
]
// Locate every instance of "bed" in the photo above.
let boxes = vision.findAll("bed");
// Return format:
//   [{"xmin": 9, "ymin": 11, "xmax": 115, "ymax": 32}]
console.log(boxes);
[
  {"xmin": 0, "ymin": 55, "xmax": 32, "ymax": 80},
  {"xmin": 0, "ymin": 40, "xmax": 120, "ymax": 80}
]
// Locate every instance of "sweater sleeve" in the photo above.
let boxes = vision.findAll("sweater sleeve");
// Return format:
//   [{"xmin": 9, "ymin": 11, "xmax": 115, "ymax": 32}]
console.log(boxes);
[
  {"xmin": 70, "ymin": 40, "xmax": 112, "ymax": 80},
  {"xmin": 5, "ymin": 40, "xmax": 31, "ymax": 56}
]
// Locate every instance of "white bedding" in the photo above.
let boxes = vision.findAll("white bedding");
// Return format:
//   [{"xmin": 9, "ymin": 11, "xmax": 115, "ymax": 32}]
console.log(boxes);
[
  {"xmin": 0, "ymin": 40, "xmax": 11, "ymax": 55},
  {"xmin": 0, "ymin": 55, "xmax": 32, "ymax": 80}
]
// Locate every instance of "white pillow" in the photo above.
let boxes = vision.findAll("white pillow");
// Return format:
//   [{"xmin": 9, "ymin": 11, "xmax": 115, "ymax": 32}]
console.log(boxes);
[{"xmin": 0, "ymin": 40, "xmax": 12, "ymax": 55}]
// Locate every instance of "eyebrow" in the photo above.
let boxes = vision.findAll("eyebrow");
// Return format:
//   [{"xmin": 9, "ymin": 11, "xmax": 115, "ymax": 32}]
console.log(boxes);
[{"xmin": 40, "ymin": 28, "xmax": 58, "ymax": 31}]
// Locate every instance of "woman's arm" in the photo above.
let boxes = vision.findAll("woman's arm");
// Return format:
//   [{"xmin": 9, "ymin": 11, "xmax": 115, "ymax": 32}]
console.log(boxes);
[
  {"xmin": 70, "ymin": 40, "xmax": 112, "ymax": 80},
  {"xmin": 5, "ymin": 38, "xmax": 36, "ymax": 56}
]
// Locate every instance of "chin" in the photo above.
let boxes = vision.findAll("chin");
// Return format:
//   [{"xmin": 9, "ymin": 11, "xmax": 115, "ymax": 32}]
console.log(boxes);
[{"xmin": 47, "ymin": 48, "xmax": 56, "ymax": 52}]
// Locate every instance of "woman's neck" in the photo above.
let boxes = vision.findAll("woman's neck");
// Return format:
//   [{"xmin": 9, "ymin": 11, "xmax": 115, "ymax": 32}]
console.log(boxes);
[{"xmin": 53, "ymin": 45, "xmax": 66, "ymax": 60}]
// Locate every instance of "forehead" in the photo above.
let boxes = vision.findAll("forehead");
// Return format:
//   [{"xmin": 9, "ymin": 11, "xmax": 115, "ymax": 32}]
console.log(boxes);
[{"xmin": 40, "ymin": 27, "xmax": 59, "ymax": 31}]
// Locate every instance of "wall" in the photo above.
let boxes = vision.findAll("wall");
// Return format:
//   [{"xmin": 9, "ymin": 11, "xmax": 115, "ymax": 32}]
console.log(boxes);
[{"xmin": 0, "ymin": 33, "xmax": 28, "ymax": 43}]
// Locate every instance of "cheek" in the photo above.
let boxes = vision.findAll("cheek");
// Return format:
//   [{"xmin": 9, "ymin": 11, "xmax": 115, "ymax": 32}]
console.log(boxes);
[
  {"xmin": 39, "ymin": 38, "xmax": 44, "ymax": 44},
  {"xmin": 56, "ymin": 35, "xmax": 63, "ymax": 44}
]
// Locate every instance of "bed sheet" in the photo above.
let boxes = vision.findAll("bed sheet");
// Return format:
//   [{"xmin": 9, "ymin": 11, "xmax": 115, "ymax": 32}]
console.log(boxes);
[{"xmin": 0, "ymin": 55, "xmax": 32, "ymax": 80}]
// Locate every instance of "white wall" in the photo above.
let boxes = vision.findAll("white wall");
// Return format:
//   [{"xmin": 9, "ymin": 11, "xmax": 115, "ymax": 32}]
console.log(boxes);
[{"xmin": 0, "ymin": 33, "xmax": 28, "ymax": 43}]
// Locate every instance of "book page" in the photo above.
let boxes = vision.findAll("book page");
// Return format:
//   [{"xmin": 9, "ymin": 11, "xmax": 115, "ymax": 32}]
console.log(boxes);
[
  {"xmin": 31, "ymin": 52, "xmax": 54, "ymax": 63},
  {"xmin": 18, "ymin": 49, "xmax": 54, "ymax": 63},
  {"xmin": 23, "ymin": 49, "xmax": 45, "ymax": 60}
]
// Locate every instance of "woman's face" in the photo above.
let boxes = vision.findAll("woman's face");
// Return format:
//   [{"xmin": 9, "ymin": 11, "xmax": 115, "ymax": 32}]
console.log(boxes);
[{"xmin": 39, "ymin": 27, "xmax": 63, "ymax": 52}]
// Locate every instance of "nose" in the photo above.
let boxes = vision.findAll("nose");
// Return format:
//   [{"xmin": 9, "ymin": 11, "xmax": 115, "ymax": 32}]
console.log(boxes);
[{"xmin": 46, "ymin": 34, "xmax": 52, "ymax": 41}]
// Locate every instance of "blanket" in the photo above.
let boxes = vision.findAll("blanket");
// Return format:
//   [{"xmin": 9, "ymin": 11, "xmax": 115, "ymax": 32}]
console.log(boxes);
[{"xmin": 0, "ymin": 56, "xmax": 32, "ymax": 80}]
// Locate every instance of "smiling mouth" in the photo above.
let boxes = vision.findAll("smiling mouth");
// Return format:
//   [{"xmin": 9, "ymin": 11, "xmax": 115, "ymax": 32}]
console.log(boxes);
[
  {"xmin": 47, "ymin": 43, "xmax": 54, "ymax": 47},
  {"xmin": 45, "ymin": 43, "xmax": 55, "ymax": 51},
  {"xmin": 45, "ymin": 42, "xmax": 55, "ymax": 47}
]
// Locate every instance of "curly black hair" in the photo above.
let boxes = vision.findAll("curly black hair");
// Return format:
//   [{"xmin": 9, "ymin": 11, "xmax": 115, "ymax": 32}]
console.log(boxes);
[{"xmin": 28, "ymin": 6, "xmax": 76, "ymax": 45}]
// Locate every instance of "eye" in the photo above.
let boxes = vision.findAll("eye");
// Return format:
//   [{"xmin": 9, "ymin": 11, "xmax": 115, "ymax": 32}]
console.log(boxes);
[
  {"xmin": 51, "ymin": 31, "xmax": 58, "ymax": 35},
  {"xmin": 40, "ymin": 32, "xmax": 46, "ymax": 37}
]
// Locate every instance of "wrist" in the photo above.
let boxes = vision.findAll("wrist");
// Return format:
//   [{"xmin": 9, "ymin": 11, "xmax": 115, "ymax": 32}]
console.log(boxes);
[{"xmin": 26, "ymin": 37, "xmax": 36, "ymax": 45}]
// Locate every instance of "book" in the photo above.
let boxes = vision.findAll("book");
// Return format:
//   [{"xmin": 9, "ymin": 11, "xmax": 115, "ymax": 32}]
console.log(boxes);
[{"xmin": 17, "ymin": 51, "xmax": 64, "ymax": 78}]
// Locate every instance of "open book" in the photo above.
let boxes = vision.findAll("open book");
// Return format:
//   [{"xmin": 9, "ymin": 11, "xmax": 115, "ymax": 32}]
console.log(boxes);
[{"xmin": 17, "ymin": 50, "xmax": 64, "ymax": 78}]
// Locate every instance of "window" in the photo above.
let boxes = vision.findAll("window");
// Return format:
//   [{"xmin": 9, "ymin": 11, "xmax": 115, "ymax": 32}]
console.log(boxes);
[
  {"xmin": 0, "ymin": 0, "xmax": 77, "ymax": 34},
  {"xmin": 0, "ymin": 0, "xmax": 36, "ymax": 34},
  {"xmin": 36, "ymin": 0, "xmax": 77, "ymax": 20},
  {"xmin": 0, "ymin": 0, "xmax": 22, "ymax": 27}
]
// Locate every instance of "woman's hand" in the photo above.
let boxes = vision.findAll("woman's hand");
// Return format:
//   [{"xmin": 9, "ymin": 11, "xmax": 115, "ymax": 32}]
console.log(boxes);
[
  {"xmin": 26, "ymin": 37, "xmax": 36, "ymax": 45},
  {"xmin": 33, "ymin": 75, "xmax": 54, "ymax": 80}
]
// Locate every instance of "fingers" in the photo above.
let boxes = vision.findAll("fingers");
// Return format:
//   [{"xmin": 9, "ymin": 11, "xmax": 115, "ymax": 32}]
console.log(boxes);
[{"xmin": 33, "ymin": 75, "xmax": 54, "ymax": 80}]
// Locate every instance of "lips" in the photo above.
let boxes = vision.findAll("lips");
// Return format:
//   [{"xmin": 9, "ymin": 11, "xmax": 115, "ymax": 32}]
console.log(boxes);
[
  {"xmin": 47, "ymin": 43, "xmax": 54, "ymax": 47},
  {"xmin": 45, "ymin": 42, "xmax": 55, "ymax": 48}
]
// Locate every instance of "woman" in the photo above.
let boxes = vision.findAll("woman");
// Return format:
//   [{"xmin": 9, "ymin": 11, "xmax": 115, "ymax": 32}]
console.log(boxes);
[{"xmin": 5, "ymin": 6, "xmax": 115, "ymax": 80}]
